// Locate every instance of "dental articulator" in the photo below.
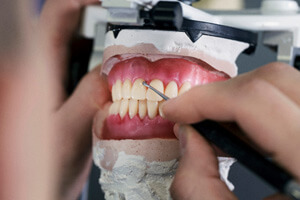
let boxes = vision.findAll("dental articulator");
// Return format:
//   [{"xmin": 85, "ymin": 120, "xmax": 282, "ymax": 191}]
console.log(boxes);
[{"xmin": 80, "ymin": 0, "xmax": 300, "ymax": 199}]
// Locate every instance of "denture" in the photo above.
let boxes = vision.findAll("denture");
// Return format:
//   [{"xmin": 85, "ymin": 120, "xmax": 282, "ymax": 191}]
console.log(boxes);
[
  {"xmin": 102, "ymin": 56, "xmax": 229, "ymax": 140},
  {"xmin": 93, "ymin": 28, "xmax": 248, "ymax": 199}
]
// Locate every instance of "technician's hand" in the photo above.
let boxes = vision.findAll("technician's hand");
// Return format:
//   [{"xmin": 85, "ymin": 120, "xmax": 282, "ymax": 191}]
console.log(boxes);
[
  {"xmin": 162, "ymin": 63, "xmax": 300, "ymax": 200},
  {"xmin": 39, "ymin": 1, "xmax": 109, "ymax": 199}
]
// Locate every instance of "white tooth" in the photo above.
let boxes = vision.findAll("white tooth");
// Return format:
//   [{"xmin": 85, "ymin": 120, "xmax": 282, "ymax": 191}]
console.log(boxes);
[
  {"xmin": 112, "ymin": 80, "xmax": 122, "ymax": 101},
  {"xmin": 122, "ymin": 79, "xmax": 132, "ymax": 99},
  {"xmin": 111, "ymin": 85, "xmax": 116, "ymax": 101},
  {"xmin": 131, "ymin": 79, "xmax": 146, "ymax": 100},
  {"xmin": 158, "ymin": 101, "xmax": 165, "ymax": 118},
  {"xmin": 119, "ymin": 99, "xmax": 129, "ymax": 119},
  {"xmin": 165, "ymin": 81, "xmax": 178, "ymax": 99},
  {"xmin": 146, "ymin": 79, "xmax": 164, "ymax": 101},
  {"xmin": 179, "ymin": 82, "xmax": 192, "ymax": 95},
  {"xmin": 138, "ymin": 100, "xmax": 147, "ymax": 119},
  {"xmin": 129, "ymin": 99, "xmax": 138, "ymax": 119},
  {"xmin": 147, "ymin": 101, "xmax": 158, "ymax": 119},
  {"xmin": 109, "ymin": 101, "xmax": 121, "ymax": 115}
]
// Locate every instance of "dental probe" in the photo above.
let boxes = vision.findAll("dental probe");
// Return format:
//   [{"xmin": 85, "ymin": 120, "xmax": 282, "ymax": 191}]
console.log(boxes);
[{"xmin": 142, "ymin": 81, "xmax": 300, "ymax": 200}]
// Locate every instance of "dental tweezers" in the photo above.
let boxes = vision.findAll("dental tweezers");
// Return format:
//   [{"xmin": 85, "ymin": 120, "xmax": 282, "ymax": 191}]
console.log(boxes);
[{"xmin": 142, "ymin": 81, "xmax": 300, "ymax": 200}]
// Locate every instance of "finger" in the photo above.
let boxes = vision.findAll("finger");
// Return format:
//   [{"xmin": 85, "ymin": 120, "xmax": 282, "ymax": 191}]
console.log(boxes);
[
  {"xmin": 252, "ymin": 62, "xmax": 300, "ymax": 105},
  {"xmin": 162, "ymin": 62, "xmax": 300, "ymax": 123},
  {"xmin": 54, "ymin": 66, "xmax": 109, "ymax": 154},
  {"xmin": 38, "ymin": 0, "xmax": 99, "ymax": 101},
  {"xmin": 40, "ymin": 0, "xmax": 98, "ymax": 47},
  {"xmin": 264, "ymin": 193, "xmax": 291, "ymax": 200},
  {"xmin": 52, "ymin": 66, "xmax": 110, "ymax": 198},
  {"xmin": 162, "ymin": 77, "xmax": 300, "ymax": 180},
  {"xmin": 170, "ymin": 124, "xmax": 237, "ymax": 200},
  {"xmin": 93, "ymin": 102, "xmax": 111, "ymax": 140}
]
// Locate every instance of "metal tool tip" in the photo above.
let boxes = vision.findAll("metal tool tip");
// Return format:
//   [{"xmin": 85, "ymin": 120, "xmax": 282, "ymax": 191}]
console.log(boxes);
[
  {"xmin": 142, "ymin": 81, "xmax": 169, "ymax": 100},
  {"xmin": 142, "ymin": 81, "xmax": 149, "ymax": 87}
]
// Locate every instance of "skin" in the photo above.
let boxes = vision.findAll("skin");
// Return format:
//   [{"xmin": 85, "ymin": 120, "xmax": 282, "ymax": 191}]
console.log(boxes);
[
  {"xmin": 0, "ymin": 0, "xmax": 109, "ymax": 200},
  {"xmin": 40, "ymin": 0, "xmax": 111, "ymax": 198},
  {"xmin": 162, "ymin": 63, "xmax": 300, "ymax": 200}
]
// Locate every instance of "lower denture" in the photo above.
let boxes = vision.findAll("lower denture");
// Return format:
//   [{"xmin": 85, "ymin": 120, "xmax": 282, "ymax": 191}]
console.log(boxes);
[{"xmin": 100, "ymin": 56, "xmax": 230, "ymax": 140}]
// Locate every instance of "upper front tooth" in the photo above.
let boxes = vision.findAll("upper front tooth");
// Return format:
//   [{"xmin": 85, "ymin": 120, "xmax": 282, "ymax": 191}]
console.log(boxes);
[
  {"xmin": 112, "ymin": 80, "xmax": 122, "ymax": 101},
  {"xmin": 129, "ymin": 99, "xmax": 138, "ymax": 119},
  {"xmin": 165, "ymin": 81, "xmax": 178, "ymax": 98},
  {"xmin": 119, "ymin": 99, "xmax": 129, "ymax": 119},
  {"xmin": 147, "ymin": 101, "xmax": 158, "ymax": 119},
  {"xmin": 179, "ymin": 82, "xmax": 192, "ymax": 95},
  {"xmin": 131, "ymin": 78, "xmax": 146, "ymax": 100},
  {"xmin": 122, "ymin": 79, "xmax": 132, "ymax": 99},
  {"xmin": 146, "ymin": 79, "xmax": 164, "ymax": 101}
]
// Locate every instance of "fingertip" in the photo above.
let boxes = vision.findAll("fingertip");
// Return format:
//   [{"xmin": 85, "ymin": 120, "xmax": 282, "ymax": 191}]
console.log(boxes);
[
  {"xmin": 101, "ymin": 102, "xmax": 112, "ymax": 115},
  {"xmin": 173, "ymin": 123, "xmax": 180, "ymax": 139},
  {"xmin": 93, "ymin": 102, "xmax": 110, "ymax": 123},
  {"xmin": 77, "ymin": 68, "xmax": 110, "ymax": 110},
  {"xmin": 160, "ymin": 97, "xmax": 181, "ymax": 121},
  {"xmin": 93, "ymin": 102, "xmax": 111, "ymax": 139},
  {"xmin": 160, "ymin": 99, "xmax": 172, "ymax": 118},
  {"xmin": 173, "ymin": 124, "xmax": 188, "ymax": 155},
  {"xmin": 170, "ymin": 125, "xmax": 236, "ymax": 200},
  {"xmin": 160, "ymin": 89, "xmax": 206, "ymax": 124}
]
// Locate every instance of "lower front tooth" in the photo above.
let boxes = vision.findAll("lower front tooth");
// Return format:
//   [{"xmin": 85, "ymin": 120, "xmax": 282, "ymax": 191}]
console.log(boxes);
[
  {"xmin": 109, "ymin": 101, "xmax": 121, "ymax": 115},
  {"xmin": 129, "ymin": 99, "xmax": 138, "ymax": 119},
  {"xmin": 139, "ymin": 100, "xmax": 147, "ymax": 119},
  {"xmin": 147, "ymin": 101, "xmax": 158, "ymax": 119},
  {"xmin": 119, "ymin": 99, "xmax": 129, "ymax": 119}
]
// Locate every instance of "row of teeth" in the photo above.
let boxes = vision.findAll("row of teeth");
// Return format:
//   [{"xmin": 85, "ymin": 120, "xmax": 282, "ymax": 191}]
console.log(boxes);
[
  {"xmin": 112, "ymin": 79, "xmax": 191, "ymax": 102},
  {"xmin": 110, "ymin": 79, "xmax": 192, "ymax": 119}
]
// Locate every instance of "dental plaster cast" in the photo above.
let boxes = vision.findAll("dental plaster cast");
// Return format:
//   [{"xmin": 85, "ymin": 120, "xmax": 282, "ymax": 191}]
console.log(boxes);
[{"xmin": 93, "ymin": 29, "xmax": 249, "ymax": 199}]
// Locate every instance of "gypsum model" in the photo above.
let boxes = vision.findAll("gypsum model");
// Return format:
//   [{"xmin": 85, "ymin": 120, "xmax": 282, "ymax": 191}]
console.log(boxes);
[{"xmin": 92, "ymin": 2, "xmax": 257, "ymax": 199}]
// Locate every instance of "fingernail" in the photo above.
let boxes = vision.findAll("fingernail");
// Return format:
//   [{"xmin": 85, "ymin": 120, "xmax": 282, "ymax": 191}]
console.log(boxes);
[
  {"xmin": 159, "ymin": 101, "xmax": 168, "ymax": 118},
  {"xmin": 158, "ymin": 102, "xmax": 166, "ymax": 118},
  {"xmin": 160, "ymin": 99, "xmax": 175, "ymax": 119},
  {"xmin": 174, "ymin": 124, "xmax": 187, "ymax": 155}
]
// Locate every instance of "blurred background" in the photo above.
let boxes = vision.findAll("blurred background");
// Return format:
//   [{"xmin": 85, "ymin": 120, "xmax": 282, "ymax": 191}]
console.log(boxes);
[{"xmin": 35, "ymin": 0, "xmax": 300, "ymax": 199}]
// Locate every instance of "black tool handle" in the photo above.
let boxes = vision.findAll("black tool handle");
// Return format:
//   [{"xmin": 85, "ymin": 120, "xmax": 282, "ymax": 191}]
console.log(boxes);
[{"xmin": 191, "ymin": 120, "xmax": 292, "ymax": 192}]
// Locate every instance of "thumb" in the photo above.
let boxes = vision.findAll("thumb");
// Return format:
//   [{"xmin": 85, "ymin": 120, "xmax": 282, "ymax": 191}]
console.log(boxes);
[
  {"xmin": 52, "ymin": 66, "xmax": 110, "ymax": 199},
  {"xmin": 54, "ymin": 65, "xmax": 110, "ymax": 132},
  {"xmin": 54, "ymin": 66, "xmax": 110, "ymax": 148},
  {"xmin": 170, "ymin": 124, "xmax": 237, "ymax": 200}
]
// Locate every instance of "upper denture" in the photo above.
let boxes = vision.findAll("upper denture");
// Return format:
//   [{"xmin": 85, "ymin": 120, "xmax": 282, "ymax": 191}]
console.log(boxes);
[{"xmin": 108, "ymin": 56, "xmax": 228, "ymax": 88}]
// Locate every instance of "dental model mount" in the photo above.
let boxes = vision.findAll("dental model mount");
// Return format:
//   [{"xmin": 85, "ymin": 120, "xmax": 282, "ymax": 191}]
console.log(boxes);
[{"xmin": 81, "ymin": 0, "xmax": 300, "ymax": 71}]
